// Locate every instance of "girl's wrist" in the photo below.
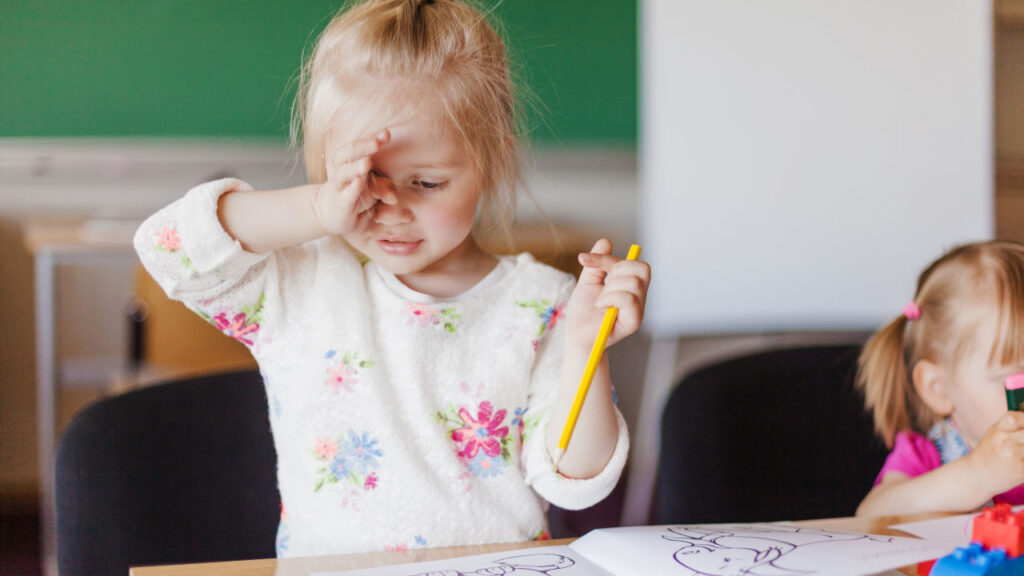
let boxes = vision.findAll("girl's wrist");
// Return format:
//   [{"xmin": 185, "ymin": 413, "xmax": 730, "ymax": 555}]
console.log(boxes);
[{"xmin": 963, "ymin": 451, "xmax": 1000, "ymax": 501}]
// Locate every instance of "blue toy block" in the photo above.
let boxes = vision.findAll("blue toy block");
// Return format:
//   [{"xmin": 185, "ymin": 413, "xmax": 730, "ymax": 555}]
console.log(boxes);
[{"xmin": 931, "ymin": 543, "xmax": 1024, "ymax": 576}]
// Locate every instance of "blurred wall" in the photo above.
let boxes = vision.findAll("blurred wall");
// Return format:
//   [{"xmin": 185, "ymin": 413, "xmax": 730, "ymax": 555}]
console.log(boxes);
[{"xmin": 0, "ymin": 0, "xmax": 636, "ymax": 146}]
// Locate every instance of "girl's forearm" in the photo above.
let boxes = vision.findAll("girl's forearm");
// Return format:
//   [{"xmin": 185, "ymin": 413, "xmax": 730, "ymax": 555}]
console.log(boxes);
[
  {"xmin": 546, "ymin": 347, "xmax": 619, "ymax": 479},
  {"xmin": 217, "ymin": 184, "xmax": 326, "ymax": 253},
  {"xmin": 855, "ymin": 458, "xmax": 992, "ymax": 517}
]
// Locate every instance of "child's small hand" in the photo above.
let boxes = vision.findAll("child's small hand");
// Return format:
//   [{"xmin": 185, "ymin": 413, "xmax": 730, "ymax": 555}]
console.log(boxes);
[
  {"xmin": 565, "ymin": 238, "xmax": 651, "ymax": 352},
  {"xmin": 968, "ymin": 411, "xmax": 1024, "ymax": 496},
  {"xmin": 313, "ymin": 130, "xmax": 398, "ymax": 236}
]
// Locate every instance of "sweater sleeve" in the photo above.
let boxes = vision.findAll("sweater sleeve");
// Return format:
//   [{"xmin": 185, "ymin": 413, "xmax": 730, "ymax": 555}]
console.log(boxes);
[
  {"xmin": 520, "ymin": 277, "xmax": 630, "ymax": 511},
  {"xmin": 133, "ymin": 178, "xmax": 272, "ymax": 327}
]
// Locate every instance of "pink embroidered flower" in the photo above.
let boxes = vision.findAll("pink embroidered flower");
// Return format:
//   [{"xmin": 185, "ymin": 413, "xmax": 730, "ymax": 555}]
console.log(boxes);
[
  {"xmin": 213, "ymin": 312, "xmax": 260, "ymax": 346},
  {"xmin": 155, "ymin": 226, "xmax": 182, "ymax": 251},
  {"xmin": 314, "ymin": 437, "xmax": 338, "ymax": 460},
  {"xmin": 153, "ymin": 225, "xmax": 182, "ymax": 250},
  {"xmin": 325, "ymin": 362, "xmax": 358, "ymax": 393},
  {"xmin": 406, "ymin": 302, "xmax": 439, "ymax": 326},
  {"xmin": 364, "ymin": 472, "xmax": 378, "ymax": 490},
  {"xmin": 451, "ymin": 401, "xmax": 509, "ymax": 459}
]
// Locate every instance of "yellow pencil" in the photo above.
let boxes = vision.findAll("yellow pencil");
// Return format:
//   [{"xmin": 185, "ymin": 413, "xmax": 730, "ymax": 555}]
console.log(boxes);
[{"xmin": 553, "ymin": 243, "xmax": 641, "ymax": 473}]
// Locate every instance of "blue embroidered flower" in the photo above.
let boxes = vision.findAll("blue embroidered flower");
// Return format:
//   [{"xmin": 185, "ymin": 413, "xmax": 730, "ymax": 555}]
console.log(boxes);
[
  {"xmin": 276, "ymin": 522, "xmax": 289, "ymax": 555},
  {"xmin": 340, "ymin": 430, "xmax": 382, "ymax": 475},
  {"xmin": 329, "ymin": 453, "xmax": 350, "ymax": 480},
  {"xmin": 511, "ymin": 407, "xmax": 527, "ymax": 431},
  {"xmin": 467, "ymin": 450, "xmax": 507, "ymax": 478}
]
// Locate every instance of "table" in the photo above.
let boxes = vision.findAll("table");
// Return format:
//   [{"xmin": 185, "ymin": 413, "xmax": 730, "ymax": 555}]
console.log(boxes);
[{"xmin": 129, "ymin": 514, "xmax": 945, "ymax": 576}]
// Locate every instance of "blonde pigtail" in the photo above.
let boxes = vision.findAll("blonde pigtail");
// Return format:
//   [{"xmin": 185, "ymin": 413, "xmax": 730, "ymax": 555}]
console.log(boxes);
[{"xmin": 857, "ymin": 314, "xmax": 913, "ymax": 448}]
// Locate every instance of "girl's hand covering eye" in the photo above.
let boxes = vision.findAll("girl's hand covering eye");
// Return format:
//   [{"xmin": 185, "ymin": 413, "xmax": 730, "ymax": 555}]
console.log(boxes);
[{"xmin": 313, "ymin": 129, "xmax": 397, "ymax": 236}]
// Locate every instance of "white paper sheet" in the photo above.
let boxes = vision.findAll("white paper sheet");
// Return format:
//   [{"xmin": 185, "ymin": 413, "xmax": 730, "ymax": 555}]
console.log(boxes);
[
  {"xmin": 312, "ymin": 545, "xmax": 613, "ymax": 576},
  {"xmin": 570, "ymin": 524, "xmax": 953, "ymax": 576},
  {"xmin": 891, "ymin": 507, "xmax": 1024, "ymax": 546},
  {"xmin": 313, "ymin": 523, "xmax": 955, "ymax": 576}
]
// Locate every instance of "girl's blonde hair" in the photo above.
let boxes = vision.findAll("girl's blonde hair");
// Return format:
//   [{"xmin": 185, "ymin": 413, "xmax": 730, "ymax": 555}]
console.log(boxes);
[
  {"xmin": 858, "ymin": 241, "xmax": 1024, "ymax": 447},
  {"xmin": 292, "ymin": 0, "xmax": 521, "ymax": 239}
]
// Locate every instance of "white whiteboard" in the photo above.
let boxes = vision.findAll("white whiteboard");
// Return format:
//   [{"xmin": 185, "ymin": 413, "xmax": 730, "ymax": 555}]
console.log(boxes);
[{"xmin": 640, "ymin": 0, "xmax": 993, "ymax": 337}]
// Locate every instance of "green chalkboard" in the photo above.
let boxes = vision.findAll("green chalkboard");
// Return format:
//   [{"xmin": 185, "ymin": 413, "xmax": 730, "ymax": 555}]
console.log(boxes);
[{"xmin": 0, "ymin": 1, "xmax": 636, "ymax": 146}]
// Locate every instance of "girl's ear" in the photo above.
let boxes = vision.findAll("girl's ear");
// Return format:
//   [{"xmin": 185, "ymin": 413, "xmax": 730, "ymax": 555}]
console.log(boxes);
[{"xmin": 912, "ymin": 359, "xmax": 954, "ymax": 416}]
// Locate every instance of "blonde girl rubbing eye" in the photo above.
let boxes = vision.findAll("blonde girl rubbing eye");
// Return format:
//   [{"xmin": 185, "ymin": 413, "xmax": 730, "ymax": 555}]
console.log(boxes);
[
  {"xmin": 134, "ymin": 0, "xmax": 650, "ymax": 558},
  {"xmin": 855, "ymin": 241, "xmax": 1024, "ymax": 517}
]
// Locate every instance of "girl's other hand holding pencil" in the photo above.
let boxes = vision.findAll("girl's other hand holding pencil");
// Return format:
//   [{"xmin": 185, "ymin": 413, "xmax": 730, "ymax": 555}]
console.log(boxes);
[{"xmin": 565, "ymin": 238, "xmax": 651, "ymax": 352}]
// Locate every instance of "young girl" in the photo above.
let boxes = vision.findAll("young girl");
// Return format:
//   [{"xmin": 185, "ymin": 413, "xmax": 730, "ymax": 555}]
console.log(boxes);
[
  {"xmin": 855, "ymin": 241, "xmax": 1024, "ymax": 517},
  {"xmin": 134, "ymin": 0, "xmax": 649, "ymax": 558}
]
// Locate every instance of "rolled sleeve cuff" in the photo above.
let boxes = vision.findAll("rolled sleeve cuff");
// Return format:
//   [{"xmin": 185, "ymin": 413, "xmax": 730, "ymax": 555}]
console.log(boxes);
[
  {"xmin": 177, "ymin": 178, "xmax": 269, "ymax": 279},
  {"xmin": 525, "ymin": 408, "xmax": 630, "ymax": 511}
]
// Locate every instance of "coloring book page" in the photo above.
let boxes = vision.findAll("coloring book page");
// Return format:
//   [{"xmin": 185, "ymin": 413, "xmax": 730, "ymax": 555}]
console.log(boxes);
[{"xmin": 313, "ymin": 523, "xmax": 955, "ymax": 576}]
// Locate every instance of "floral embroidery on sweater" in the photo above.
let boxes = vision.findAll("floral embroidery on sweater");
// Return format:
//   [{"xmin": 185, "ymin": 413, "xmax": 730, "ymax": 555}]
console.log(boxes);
[
  {"xmin": 276, "ymin": 504, "xmax": 289, "ymax": 556},
  {"xmin": 517, "ymin": 299, "xmax": 564, "ymax": 349},
  {"xmin": 153, "ymin": 226, "xmax": 192, "ymax": 269},
  {"xmin": 313, "ymin": 431, "xmax": 382, "ymax": 493},
  {"xmin": 199, "ymin": 294, "xmax": 264, "ymax": 347},
  {"xmin": 435, "ymin": 401, "xmax": 512, "ymax": 480},
  {"xmin": 406, "ymin": 302, "xmax": 461, "ymax": 333},
  {"xmin": 384, "ymin": 535, "xmax": 427, "ymax": 552},
  {"xmin": 323, "ymin": 350, "xmax": 375, "ymax": 394}
]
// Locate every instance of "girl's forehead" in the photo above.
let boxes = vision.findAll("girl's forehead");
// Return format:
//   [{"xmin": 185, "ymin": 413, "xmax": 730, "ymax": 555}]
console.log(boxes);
[{"xmin": 327, "ymin": 96, "xmax": 451, "ymax": 145}]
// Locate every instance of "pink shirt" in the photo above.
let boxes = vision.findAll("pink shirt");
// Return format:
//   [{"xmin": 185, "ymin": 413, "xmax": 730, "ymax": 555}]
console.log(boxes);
[{"xmin": 876, "ymin": 430, "xmax": 1024, "ymax": 505}]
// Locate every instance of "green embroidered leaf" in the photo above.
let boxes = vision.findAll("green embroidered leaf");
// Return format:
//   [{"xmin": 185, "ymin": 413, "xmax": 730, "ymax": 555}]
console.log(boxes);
[
  {"xmin": 359, "ymin": 360, "xmax": 375, "ymax": 368},
  {"xmin": 314, "ymin": 477, "xmax": 325, "ymax": 492},
  {"xmin": 444, "ymin": 322, "xmax": 456, "ymax": 333}
]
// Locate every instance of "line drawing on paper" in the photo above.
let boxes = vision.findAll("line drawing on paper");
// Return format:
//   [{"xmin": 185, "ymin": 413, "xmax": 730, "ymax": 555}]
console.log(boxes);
[
  {"xmin": 662, "ymin": 525, "xmax": 894, "ymax": 576},
  {"xmin": 405, "ymin": 552, "xmax": 575, "ymax": 576}
]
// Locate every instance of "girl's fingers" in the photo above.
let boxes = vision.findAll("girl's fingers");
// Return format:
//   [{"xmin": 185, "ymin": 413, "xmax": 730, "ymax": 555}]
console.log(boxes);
[
  {"xmin": 338, "ymin": 175, "xmax": 378, "ymax": 215},
  {"xmin": 327, "ymin": 156, "xmax": 371, "ymax": 189},
  {"xmin": 325, "ymin": 130, "xmax": 390, "ymax": 185},
  {"xmin": 999, "ymin": 411, "xmax": 1024, "ymax": 431}
]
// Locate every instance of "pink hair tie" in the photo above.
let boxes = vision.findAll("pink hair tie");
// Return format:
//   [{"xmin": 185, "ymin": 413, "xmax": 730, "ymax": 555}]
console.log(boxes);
[{"xmin": 903, "ymin": 302, "xmax": 921, "ymax": 321}]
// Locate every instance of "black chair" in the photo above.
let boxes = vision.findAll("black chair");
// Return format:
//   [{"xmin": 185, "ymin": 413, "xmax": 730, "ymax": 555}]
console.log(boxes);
[
  {"xmin": 656, "ymin": 344, "xmax": 889, "ymax": 524},
  {"xmin": 55, "ymin": 370, "xmax": 279, "ymax": 576}
]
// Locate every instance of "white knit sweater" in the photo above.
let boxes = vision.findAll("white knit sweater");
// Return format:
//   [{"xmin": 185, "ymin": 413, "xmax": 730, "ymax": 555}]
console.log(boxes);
[{"xmin": 133, "ymin": 178, "xmax": 629, "ymax": 557}]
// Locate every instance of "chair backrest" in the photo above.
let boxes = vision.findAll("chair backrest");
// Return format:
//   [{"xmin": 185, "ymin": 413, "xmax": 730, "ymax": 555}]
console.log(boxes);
[
  {"xmin": 656, "ymin": 344, "xmax": 888, "ymax": 524},
  {"xmin": 56, "ymin": 370, "xmax": 279, "ymax": 576}
]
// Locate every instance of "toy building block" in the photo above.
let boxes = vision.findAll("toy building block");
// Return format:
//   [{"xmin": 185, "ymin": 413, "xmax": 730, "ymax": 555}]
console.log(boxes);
[
  {"xmin": 930, "ymin": 543, "xmax": 1024, "ymax": 576},
  {"xmin": 972, "ymin": 503, "xmax": 1024, "ymax": 557}
]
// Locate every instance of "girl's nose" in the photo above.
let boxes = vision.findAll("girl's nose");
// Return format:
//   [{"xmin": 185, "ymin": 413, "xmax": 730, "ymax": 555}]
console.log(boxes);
[{"xmin": 368, "ymin": 175, "xmax": 409, "ymax": 225}]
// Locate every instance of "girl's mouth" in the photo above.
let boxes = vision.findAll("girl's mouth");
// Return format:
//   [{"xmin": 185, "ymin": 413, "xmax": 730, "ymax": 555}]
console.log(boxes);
[{"xmin": 377, "ymin": 238, "xmax": 422, "ymax": 255}]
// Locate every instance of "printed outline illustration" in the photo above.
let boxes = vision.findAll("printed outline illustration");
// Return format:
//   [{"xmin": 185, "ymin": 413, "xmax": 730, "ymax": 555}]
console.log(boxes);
[
  {"xmin": 662, "ymin": 525, "xmax": 893, "ymax": 576},
  {"xmin": 405, "ymin": 552, "xmax": 575, "ymax": 576}
]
